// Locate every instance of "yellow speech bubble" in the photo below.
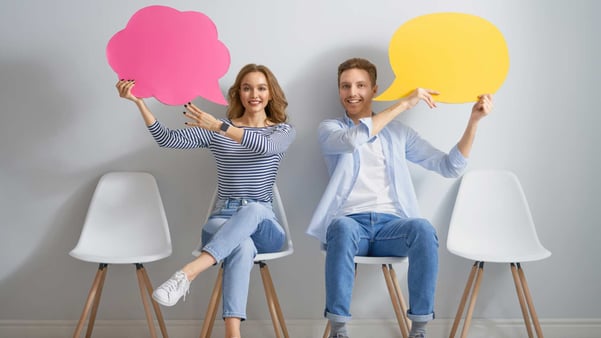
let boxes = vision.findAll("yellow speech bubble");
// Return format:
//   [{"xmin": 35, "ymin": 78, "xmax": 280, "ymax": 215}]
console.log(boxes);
[{"xmin": 375, "ymin": 12, "xmax": 509, "ymax": 103}]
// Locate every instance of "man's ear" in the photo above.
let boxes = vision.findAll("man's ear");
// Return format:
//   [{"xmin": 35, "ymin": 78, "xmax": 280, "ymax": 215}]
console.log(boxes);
[{"xmin": 373, "ymin": 85, "xmax": 379, "ymax": 95}]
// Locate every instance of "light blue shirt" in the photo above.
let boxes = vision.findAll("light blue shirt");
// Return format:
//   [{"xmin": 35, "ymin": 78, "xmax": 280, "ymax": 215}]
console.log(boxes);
[{"xmin": 306, "ymin": 114, "xmax": 468, "ymax": 243}]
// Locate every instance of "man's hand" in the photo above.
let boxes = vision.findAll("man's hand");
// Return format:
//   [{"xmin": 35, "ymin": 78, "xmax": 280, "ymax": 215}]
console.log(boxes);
[
  {"xmin": 471, "ymin": 94, "xmax": 493, "ymax": 122},
  {"xmin": 402, "ymin": 88, "xmax": 440, "ymax": 109}
]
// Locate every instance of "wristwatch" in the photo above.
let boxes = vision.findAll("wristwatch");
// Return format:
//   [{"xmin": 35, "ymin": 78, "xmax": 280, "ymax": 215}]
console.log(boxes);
[{"xmin": 219, "ymin": 122, "xmax": 230, "ymax": 135}]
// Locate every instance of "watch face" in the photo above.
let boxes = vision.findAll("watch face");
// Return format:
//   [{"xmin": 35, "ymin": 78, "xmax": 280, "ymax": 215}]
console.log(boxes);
[{"xmin": 220, "ymin": 122, "xmax": 229, "ymax": 132}]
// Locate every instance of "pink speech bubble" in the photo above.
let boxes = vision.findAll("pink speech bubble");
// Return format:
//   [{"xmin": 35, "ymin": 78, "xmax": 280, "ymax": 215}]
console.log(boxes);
[{"xmin": 107, "ymin": 6, "xmax": 230, "ymax": 106}]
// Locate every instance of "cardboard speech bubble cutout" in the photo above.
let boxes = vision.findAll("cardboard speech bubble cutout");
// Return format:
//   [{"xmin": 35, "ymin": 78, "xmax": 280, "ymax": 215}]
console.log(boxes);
[
  {"xmin": 107, "ymin": 5, "xmax": 230, "ymax": 106},
  {"xmin": 376, "ymin": 13, "xmax": 509, "ymax": 103}
]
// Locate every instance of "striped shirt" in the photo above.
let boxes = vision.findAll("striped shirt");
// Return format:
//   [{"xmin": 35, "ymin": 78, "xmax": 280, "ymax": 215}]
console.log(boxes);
[{"xmin": 148, "ymin": 120, "xmax": 296, "ymax": 202}]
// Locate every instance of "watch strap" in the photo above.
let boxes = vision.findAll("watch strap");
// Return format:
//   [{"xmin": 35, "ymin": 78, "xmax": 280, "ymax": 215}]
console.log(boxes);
[{"xmin": 219, "ymin": 121, "xmax": 230, "ymax": 135}]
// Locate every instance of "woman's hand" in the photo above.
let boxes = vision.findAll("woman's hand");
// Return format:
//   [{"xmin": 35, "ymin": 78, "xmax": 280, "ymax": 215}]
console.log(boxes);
[
  {"xmin": 115, "ymin": 79, "xmax": 142, "ymax": 104},
  {"xmin": 183, "ymin": 102, "xmax": 221, "ymax": 131}
]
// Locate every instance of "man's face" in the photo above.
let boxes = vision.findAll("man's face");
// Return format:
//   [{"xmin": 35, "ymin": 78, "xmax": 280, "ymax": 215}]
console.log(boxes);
[{"xmin": 338, "ymin": 68, "xmax": 378, "ymax": 122}]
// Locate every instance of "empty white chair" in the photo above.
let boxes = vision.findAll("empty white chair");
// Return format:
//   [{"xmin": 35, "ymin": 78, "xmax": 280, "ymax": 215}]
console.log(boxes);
[
  {"xmin": 447, "ymin": 169, "xmax": 551, "ymax": 338},
  {"xmin": 70, "ymin": 172, "xmax": 171, "ymax": 338},
  {"xmin": 194, "ymin": 184, "xmax": 293, "ymax": 338}
]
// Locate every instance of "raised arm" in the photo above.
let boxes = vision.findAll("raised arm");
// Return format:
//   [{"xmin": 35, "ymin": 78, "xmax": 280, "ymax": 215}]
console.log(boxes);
[
  {"xmin": 371, "ymin": 88, "xmax": 439, "ymax": 136},
  {"xmin": 183, "ymin": 102, "xmax": 245, "ymax": 143},
  {"xmin": 115, "ymin": 80, "xmax": 156, "ymax": 126},
  {"xmin": 457, "ymin": 94, "xmax": 493, "ymax": 157}
]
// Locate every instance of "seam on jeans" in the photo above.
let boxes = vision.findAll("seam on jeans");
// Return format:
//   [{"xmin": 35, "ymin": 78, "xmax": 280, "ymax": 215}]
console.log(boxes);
[{"xmin": 373, "ymin": 233, "xmax": 409, "ymax": 241}]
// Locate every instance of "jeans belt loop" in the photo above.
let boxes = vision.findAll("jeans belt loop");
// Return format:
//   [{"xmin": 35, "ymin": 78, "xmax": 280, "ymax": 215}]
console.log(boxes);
[{"xmin": 225, "ymin": 198, "xmax": 249, "ymax": 209}]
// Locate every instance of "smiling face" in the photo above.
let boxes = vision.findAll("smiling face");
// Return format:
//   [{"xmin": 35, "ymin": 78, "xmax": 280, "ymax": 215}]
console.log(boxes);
[
  {"xmin": 239, "ymin": 71, "xmax": 270, "ymax": 116},
  {"xmin": 338, "ymin": 68, "xmax": 378, "ymax": 123}
]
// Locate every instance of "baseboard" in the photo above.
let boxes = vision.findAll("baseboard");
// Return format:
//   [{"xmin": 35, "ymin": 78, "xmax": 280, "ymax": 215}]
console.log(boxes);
[{"xmin": 1, "ymin": 318, "xmax": 600, "ymax": 338}]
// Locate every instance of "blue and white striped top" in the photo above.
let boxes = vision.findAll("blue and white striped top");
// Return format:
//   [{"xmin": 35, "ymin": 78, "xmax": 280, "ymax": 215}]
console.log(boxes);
[{"xmin": 148, "ymin": 120, "xmax": 296, "ymax": 202}]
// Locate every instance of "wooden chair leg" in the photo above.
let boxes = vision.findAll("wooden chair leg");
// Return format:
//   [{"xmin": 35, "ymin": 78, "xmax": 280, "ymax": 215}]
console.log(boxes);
[
  {"xmin": 450, "ymin": 262, "xmax": 484, "ymax": 338},
  {"xmin": 322, "ymin": 321, "xmax": 331, "ymax": 338},
  {"xmin": 460, "ymin": 262, "xmax": 484, "ymax": 338},
  {"xmin": 517, "ymin": 263, "xmax": 544, "ymax": 337},
  {"xmin": 458, "ymin": 261, "xmax": 484, "ymax": 338},
  {"xmin": 259, "ymin": 262, "xmax": 284, "ymax": 338},
  {"xmin": 511, "ymin": 263, "xmax": 534, "ymax": 338},
  {"xmin": 388, "ymin": 264, "xmax": 412, "ymax": 335},
  {"xmin": 84, "ymin": 264, "xmax": 108, "ymax": 338},
  {"xmin": 136, "ymin": 265, "xmax": 157, "ymax": 338},
  {"xmin": 200, "ymin": 266, "xmax": 223, "ymax": 338},
  {"xmin": 449, "ymin": 262, "xmax": 479, "ymax": 338},
  {"xmin": 258, "ymin": 262, "xmax": 290, "ymax": 338},
  {"xmin": 382, "ymin": 264, "xmax": 409, "ymax": 338},
  {"xmin": 73, "ymin": 263, "xmax": 108, "ymax": 338},
  {"xmin": 138, "ymin": 264, "xmax": 169, "ymax": 338}
]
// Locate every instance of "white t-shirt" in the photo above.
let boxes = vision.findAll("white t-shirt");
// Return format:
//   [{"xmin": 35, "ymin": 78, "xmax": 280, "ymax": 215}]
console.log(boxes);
[{"xmin": 341, "ymin": 137, "xmax": 400, "ymax": 216}]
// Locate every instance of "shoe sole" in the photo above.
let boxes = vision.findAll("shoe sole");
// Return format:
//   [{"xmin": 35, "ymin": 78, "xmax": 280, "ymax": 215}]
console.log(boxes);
[{"xmin": 152, "ymin": 293, "xmax": 178, "ymax": 307}]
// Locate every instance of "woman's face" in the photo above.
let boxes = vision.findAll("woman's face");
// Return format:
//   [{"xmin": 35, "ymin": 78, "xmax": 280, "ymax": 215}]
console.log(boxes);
[{"xmin": 239, "ymin": 71, "xmax": 270, "ymax": 115}]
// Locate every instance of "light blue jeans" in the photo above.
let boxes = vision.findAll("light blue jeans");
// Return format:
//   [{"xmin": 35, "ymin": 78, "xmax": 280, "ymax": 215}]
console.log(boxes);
[
  {"xmin": 201, "ymin": 198, "xmax": 285, "ymax": 320},
  {"xmin": 325, "ymin": 212, "xmax": 438, "ymax": 323}
]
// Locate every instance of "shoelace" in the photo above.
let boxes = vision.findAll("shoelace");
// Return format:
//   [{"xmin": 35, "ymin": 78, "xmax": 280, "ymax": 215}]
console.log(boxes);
[{"xmin": 163, "ymin": 273, "xmax": 190, "ymax": 301}]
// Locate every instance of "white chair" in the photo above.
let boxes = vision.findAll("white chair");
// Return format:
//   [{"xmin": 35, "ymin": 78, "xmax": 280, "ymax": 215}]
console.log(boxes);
[
  {"xmin": 447, "ymin": 170, "xmax": 551, "ymax": 338},
  {"xmin": 70, "ymin": 172, "xmax": 171, "ymax": 338},
  {"xmin": 321, "ymin": 255, "xmax": 411, "ymax": 338},
  {"xmin": 194, "ymin": 184, "xmax": 293, "ymax": 338}
]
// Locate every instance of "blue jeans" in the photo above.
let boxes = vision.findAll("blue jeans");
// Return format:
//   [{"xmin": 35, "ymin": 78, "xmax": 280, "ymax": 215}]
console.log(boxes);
[
  {"xmin": 201, "ymin": 199, "xmax": 285, "ymax": 320},
  {"xmin": 325, "ymin": 212, "xmax": 438, "ymax": 323}
]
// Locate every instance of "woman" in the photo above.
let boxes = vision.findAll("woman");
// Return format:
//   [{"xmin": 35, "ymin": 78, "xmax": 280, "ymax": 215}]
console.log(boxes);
[{"xmin": 116, "ymin": 64, "xmax": 295, "ymax": 338}]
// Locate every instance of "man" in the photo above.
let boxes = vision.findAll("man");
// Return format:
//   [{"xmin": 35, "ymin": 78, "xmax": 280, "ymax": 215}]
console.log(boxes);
[{"xmin": 307, "ymin": 58, "xmax": 493, "ymax": 338}]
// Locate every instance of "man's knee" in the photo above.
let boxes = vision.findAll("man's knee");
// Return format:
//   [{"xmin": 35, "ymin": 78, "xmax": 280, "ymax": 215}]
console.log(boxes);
[
  {"xmin": 410, "ymin": 219, "xmax": 439, "ymax": 245},
  {"xmin": 326, "ymin": 217, "xmax": 360, "ymax": 242}
]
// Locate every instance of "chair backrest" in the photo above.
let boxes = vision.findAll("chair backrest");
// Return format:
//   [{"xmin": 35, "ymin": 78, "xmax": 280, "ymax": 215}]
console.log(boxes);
[
  {"xmin": 70, "ymin": 172, "xmax": 172, "ymax": 264},
  {"xmin": 192, "ymin": 184, "xmax": 293, "ymax": 260},
  {"xmin": 447, "ymin": 170, "xmax": 551, "ymax": 263}
]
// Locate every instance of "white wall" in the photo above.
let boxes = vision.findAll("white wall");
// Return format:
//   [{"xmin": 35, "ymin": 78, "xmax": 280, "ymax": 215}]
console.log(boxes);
[{"xmin": 1, "ymin": 0, "xmax": 600, "ymax": 326}]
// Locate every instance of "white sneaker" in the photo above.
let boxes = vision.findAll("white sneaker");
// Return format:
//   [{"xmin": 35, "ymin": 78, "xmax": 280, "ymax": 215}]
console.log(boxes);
[{"xmin": 152, "ymin": 270, "xmax": 190, "ymax": 306}]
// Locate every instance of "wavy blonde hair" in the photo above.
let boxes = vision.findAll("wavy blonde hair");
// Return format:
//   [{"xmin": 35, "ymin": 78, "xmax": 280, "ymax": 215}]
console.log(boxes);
[{"xmin": 226, "ymin": 64, "xmax": 289, "ymax": 124}]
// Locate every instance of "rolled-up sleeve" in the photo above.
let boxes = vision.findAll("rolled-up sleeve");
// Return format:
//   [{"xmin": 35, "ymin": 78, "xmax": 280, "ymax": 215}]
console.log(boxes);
[{"xmin": 405, "ymin": 126, "xmax": 467, "ymax": 178}]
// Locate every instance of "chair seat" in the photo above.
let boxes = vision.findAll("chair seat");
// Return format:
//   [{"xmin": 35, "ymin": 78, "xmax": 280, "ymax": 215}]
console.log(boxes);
[
  {"xmin": 448, "ymin": 246, "xmax": 551, "ymax": 263},
  {"xmin": 255, "ymin": 248, "xmax": 294, "ymax": 261},
  {"xmin": 192, "ymin": 246, "xmax": 293, "ymax": 262},
  {"xmin": 69, "ymin": 248, "xmax": 171, "ymax": 264},
  {"xmin": 354, "ymin": 256, "xmax": 407, "ymax": 265},
  {"xmin": 320, "ymin": 249, "xmax": 408, "ymax": 265}
]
